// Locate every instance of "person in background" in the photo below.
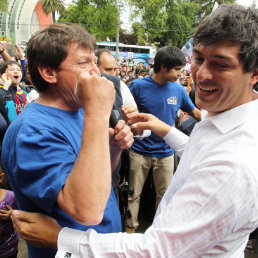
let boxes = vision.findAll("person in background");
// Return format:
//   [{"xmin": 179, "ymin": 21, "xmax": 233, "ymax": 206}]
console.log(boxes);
[
  {"xmin": 126, "ymin": 45, "xmax": 201, "ymax": 233},
  {"xmin": 0, "ymin": 171, "xmax": 18, "ymax": 258},
  {"xmin": 0, "ymin": 61, "xmax": 31, "ymax": 123}
]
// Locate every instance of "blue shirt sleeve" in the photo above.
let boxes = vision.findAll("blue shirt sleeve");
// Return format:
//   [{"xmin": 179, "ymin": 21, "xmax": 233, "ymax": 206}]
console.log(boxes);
[
  {"xmin": 180, "ymin": 87, "xmax": 195, "ymax": 113},
  {"xmin": 20, "ymin": 59, "xmax": 26, "ymax": 81},
  {"xmin": 15, "ymin": 128, "xmax": 77, "ymax": 213}
]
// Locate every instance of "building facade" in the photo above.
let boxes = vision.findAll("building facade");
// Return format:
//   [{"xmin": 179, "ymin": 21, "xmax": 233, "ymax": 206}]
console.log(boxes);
[{"xmin": 0, "ymin": 0, "xmax": 53, "ymax": 44}]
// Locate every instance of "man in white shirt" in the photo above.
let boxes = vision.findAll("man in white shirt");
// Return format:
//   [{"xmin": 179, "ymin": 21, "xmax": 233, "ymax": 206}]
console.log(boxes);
[
  {"xmin": 95, "ymin": 49, "xmax": 138, "ymax": 108},
  {"xmin": 11, "ymin": 4, "xmax": 258, "ymax": 257}
]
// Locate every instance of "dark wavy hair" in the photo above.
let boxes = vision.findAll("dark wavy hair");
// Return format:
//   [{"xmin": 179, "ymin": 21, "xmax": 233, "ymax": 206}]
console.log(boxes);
[
  {"xmin": 153, "ymin": 46, "xmax": 186, "ymax": 73},
  {"xmin": 192, "ymin": 4, "xmax": 258, "ymax": 73}
]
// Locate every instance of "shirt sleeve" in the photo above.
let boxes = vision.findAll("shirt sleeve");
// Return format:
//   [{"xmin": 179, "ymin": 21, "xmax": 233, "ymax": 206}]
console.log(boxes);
[
  {"xmin": 180, "ymin": 87, "xmax": 195, "ymax": 113},
  {"xmin": 120, "ymin": 81, "xmax": 151, "ymax": 139},
  {"xmin": 15, "ymin": 128, "xmax": 76, "ymax": 213},
  {"xmin": 120, "ymin": 81, "xmax": 137, "ymax": 107},
  {"xmin": 163, "ymin": 127, "xmax": 188, "ymax": 157}
]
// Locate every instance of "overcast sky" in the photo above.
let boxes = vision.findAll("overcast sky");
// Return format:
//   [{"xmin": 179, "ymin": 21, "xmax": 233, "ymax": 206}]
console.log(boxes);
[{"xmin": 237, "ymin": 0, "xmax": 257, "ymax": 6}]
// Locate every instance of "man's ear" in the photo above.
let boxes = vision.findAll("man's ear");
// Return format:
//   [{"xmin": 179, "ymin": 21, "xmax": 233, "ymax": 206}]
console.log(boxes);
[
  {"xmin": 250, "ymin": 70, "xmax": 258, "ymax": 87},
  {"xmin": 38, "ymin": 65, "xmax": 57, "ymax": 84}
]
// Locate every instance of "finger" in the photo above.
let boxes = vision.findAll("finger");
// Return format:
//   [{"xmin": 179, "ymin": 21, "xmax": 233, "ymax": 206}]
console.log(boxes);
[
  {"xmin": 6, "ymin": 205, "xmax": 13, "ymax": 211},
  {"xmin": 130, "ymin": 121, "xmax": 151, "ymax": 131},
  {"xmin": 113, "ymin": 120, "xmax": 126, "ymax": 134}
]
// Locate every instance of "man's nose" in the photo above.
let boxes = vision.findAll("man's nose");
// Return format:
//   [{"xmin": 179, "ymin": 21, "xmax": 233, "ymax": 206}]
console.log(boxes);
[
  {"xmin": 196, "ymin": 62, "xmax": 213, "ymax": 81},
  {"xmin": 90, "ymin": 62, "xmax": 101, "ymax": 76}
]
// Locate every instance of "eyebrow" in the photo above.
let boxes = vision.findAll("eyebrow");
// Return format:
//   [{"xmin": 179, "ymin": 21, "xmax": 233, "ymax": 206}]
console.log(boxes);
[{"xmin": 193, "ymin": 48, "xmax": 232, "ymax": 61}]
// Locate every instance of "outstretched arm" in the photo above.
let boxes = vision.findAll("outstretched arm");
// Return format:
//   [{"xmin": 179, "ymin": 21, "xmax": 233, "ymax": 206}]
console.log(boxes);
[
  {"xmin": 127, "ymin": 112, "xmax": 171, "ymax": 137},
  {"xmin": 127, "ymin": 113, "xmax": 189, "ymax": 157}
]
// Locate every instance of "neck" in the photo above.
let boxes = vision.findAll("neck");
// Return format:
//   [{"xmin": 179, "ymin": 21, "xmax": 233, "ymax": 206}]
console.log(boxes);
[
  {"xmin": 36, "ymin": 89, "xmax": 81, "ymax": 111},
  {"xmin": 152, "ymin": 73, "xmax": 167, "ymax": 85}
]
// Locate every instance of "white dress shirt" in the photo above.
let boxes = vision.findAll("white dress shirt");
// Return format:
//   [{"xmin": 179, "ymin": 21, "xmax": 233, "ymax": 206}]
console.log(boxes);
[{"xmin": 56, "ymin": 100, "xmax": 258, "ymax": 258}]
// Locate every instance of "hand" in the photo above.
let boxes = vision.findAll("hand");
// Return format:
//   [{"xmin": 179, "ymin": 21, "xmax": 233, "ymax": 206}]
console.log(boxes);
[
  {"xmin": 121, "ymin": 104, "xmax": 138, "ymax": 121},
  {"xmin": 14, "ymin": 44, "xmax": 25, "ymax": 60},
  {"xmin": 0, "ymin": 205, "xmax": 12, "ymax": 221},
  {"xmin": 127, "ymin": 113, "xmax": 171, "ymax": 137},
  {"xmin": 0, "ymin": 41, "xmax": 7, "ymax": 53},
  {"xmin": 11, "ymin": 210, "xmax": 61, "ymax": 249},
  {"xmin": 121, "ymin": 105, "xmax": 140, "ymax": 135},
  {"xmin": 1, "ymin": 73, "xmax": 12, "ymax": 90},
  {"xmin": 109, "ymin": 120, "xmax": 134, "ymax": 151},
  {"xmin": 75, "ymin": 72, "xmax": 115, "ymax": 120}
]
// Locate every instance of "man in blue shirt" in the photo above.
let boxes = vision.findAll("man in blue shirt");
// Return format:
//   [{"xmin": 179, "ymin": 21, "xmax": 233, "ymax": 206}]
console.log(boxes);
[
  {"xmin": 1, "ymin": 23, "xmax": 133, "ymax": 258},
  {"xmin": 126, "ymin": 46, "xmax": 201, "ymax": 232}
]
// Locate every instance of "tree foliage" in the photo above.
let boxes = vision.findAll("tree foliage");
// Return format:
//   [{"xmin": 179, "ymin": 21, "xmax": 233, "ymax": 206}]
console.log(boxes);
[
  {"xmin": 128, "ymin": 0, "xmax": 237, "ymax": 48},
  {"xmin": 58, "ymin": 0, "xmax": 118, "ymax": 41},
  {"xmin": 0, "ymin": 0, "xmax": 8, "ymax": 12},
  {"xmin": 41, "ymin": 0, "xmax": 65, "ymax": 23},
  {"xmin": 132, "ymin": 22, "xmax": 147, "ymax": 45}
]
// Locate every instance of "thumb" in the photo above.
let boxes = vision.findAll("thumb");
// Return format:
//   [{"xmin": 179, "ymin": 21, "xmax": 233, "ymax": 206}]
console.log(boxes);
[
  {"xmin": 12, "ymin": 210, "xmax": 36, "ymax": 223},
  {"xmin": 131, "ymin": 122, "xmax": 149, "ymax": 131}
]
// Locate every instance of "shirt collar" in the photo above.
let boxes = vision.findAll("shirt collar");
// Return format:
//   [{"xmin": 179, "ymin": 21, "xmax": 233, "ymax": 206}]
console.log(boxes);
[{"xmin": 202, "ymin": 100, "xmax": 258, "ymax": 134}]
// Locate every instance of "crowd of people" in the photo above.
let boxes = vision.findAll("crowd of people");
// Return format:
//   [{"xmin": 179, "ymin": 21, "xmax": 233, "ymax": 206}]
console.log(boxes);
[{"xmin": 0, "ymin": 3, "xmax": 257, "ymax": 258}]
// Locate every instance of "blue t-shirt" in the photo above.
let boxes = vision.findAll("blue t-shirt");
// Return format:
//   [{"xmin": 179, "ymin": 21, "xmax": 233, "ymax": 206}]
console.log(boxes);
[
  {"xmin": 129, "ymin": 76, "xmax": 195, "ymax": 157},
  {"xmin": 1, "ymin": 102, "xmax": 121, "ymax": 258}
]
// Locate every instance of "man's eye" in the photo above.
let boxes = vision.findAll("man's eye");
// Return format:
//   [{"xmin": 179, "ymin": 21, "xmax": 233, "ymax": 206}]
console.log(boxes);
[
  {"xmin": 193, "ymin": 57, "xmax": 203, "ymax": 63},
  {"xmin": 215, "ymin": 63, "xmax": 230, "ymax": 68},
  {"xmin": 79, "ymin": 61, "xmax": 89, "ymax": 65}
]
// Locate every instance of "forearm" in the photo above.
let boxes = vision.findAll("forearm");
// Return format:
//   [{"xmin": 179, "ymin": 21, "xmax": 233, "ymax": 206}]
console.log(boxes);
[
  {"xmin": 1, "ymin": 50, "xmax": 12, "ymax": 62},
  {"xmin": 58, "ymin": 115, "xmax": 111, "ymax": 225},
  {"xmin": 110, "ymin": 146, "xmax": 123, "ymax": 172}
]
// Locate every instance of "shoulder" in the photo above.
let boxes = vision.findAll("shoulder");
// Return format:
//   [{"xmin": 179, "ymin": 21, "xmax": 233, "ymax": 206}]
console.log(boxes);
[{"xmin": 130, "ymin": 77, "xmax": 150, "ymax": 87}]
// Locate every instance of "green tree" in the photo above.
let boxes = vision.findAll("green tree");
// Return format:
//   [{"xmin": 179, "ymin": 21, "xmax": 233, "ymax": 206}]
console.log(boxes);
[
  {"xmin": 129, "ymin": 0, "xmax": 198, "ymax": 47},
  {"xmin": 0, "ymin": 0, "xmax": 8, "ymax": 12},
  {"xmin": 58, "ymin": 0, "xmax": 118, "ymax": 41},
  {"xmin": 165, "ymin": 0, "xmax": 199, "ymax": 47},
  {"xmin": 132, "ymin": 22, "xmax": 147, "ymax": 45},
  {"xmin": 129, "ymin": 0, "xmax": 167, "ymax": 45},
  {"xmin": 41, "ymin": 0, "xmax": 65, "ymax": 23}
]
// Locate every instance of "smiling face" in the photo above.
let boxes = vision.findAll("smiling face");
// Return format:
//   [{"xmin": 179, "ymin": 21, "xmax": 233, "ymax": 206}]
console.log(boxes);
[
  {"xmin": 5, "ymin": 63, "xmax": 22, "ymax": 86},
  {"xmin": 191, "ymin": 40, "xmax": 258, "ymax": 116}
]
